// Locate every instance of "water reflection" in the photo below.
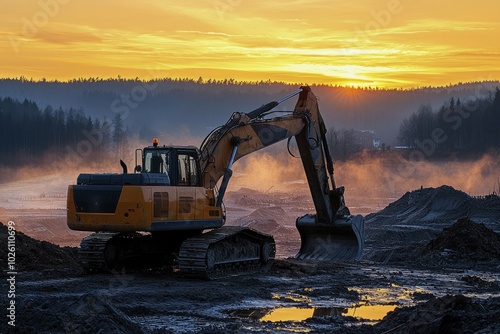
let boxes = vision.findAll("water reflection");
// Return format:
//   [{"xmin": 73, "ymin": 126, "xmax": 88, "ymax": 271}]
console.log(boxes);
[
  {"xmin": 229, "ymin": 304, "xmax": 396, "ymax": 322},
  {"xmin": 344, "ymin": 304, "xmax": 396, "ymax": 320}
]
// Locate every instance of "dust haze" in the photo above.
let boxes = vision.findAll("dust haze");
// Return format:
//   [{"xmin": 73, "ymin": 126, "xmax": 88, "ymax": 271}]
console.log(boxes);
[
  {"xmin": 1, "ymin": 143, "xmax": 498, "ymax": 215},
  {"xmin": 228, "ymin": 149, "xmax": 500, "ymax": 199}
]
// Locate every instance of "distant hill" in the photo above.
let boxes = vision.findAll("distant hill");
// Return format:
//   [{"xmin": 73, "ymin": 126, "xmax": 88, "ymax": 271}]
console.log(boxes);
[{"xmin": 1, "ymin": 78, "xmax": 498, "ymax": 144}]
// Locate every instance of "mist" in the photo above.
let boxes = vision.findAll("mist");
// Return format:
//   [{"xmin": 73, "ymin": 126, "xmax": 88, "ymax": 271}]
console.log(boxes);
[
  {"xmin": 228, "ymin": 149, "xmax": 500, "ymax": 199},
  {"xmin": 1, "ymin": 141, "xmax": 498, "ymax": 217},
  {"xmin": 339, "ymin": 152, "xmax": 500, "ymax": 196}
]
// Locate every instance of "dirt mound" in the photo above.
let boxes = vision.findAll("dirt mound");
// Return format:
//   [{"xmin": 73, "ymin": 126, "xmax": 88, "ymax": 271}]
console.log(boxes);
[
  {"xmin": 229, "ymin": 188, "xmax": 267, "ymax": 206},
  {"xmin": 233, "ymin": 207, "xmax": 301, "ymax": 258},
  {"xmin": 0, "ymin": 221, "xmax": 81, "ymax": 271},
  {"xmin": 366, "ymin": 185, "xmax": 472, "ymax": 226},
  {"xmin": 13, "ymin": 294, "xmax": 150, "ymax": 334},
  {"xmin": 235, "ymin": 207, "xmax": 289, "ymax": 233},
  {"xmin": 364, "ymin": 186, "xmax": 500, "ymax": 267},
  {"xmin": 368, "ymin": 218, "xmax": 500, "ymax": 269},
  {"xmin": 372, "ymin": 295, "xmax": 500, "ymax": 334},
  {"xmin": 422, "ymin": 217, "xmax": 500, "ymax": 261},
  {"xmin": 367, "ymin": 185, "xmax": 500, "ymax": 226}
]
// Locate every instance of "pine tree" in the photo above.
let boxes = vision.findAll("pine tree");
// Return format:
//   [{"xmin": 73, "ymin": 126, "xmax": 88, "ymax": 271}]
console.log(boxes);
[{"xmin": 112, "ymin": 113, "xmax": 128, "ymax": 159}]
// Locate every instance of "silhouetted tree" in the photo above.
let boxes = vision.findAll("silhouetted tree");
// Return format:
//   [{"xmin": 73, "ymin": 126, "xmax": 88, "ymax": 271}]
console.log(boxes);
[
  {"xmin": 112, "ymin": 113, "xmax": 127, "ymax": 159},
  {"xmin": 327, "ymin": 127, "xmax": 360, "ymax": 160},
  {"xmin": 398, "ymin": 89, "xmax": 500, "ymax": 156},
  {"xmin": 0, "ymin": 97, "xmax": 106, "ymax": 167}
]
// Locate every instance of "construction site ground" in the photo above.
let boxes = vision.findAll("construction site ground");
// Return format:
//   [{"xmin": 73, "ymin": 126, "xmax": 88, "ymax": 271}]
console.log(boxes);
[{"xmin": 1, "ymin": 180, "xmax": 500, "ymax": 333}]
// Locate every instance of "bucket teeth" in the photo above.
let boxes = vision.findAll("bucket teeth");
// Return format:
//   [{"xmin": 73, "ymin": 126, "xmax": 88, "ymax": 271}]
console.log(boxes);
[{"xmin": 296, "ymin": 214, "xmax": 365, "ymax": 262}]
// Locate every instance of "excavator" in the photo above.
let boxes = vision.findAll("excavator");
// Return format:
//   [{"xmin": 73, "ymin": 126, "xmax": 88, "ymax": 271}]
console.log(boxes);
[{"xmin": 67, "ymin": 86, "xmax": 364, "ymax": 279}]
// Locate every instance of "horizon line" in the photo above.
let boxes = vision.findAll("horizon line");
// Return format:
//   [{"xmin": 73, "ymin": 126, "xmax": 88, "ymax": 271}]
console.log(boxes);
[{"xmin": 1, "ymin": 76, "xmax": 499, "ymax": 92}]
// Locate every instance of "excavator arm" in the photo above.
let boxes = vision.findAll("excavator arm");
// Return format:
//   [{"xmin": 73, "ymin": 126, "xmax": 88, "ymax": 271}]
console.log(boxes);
[
  {"xmin": 199, "ymin": 90, "xmax": 304, "ymax": 190},
  {"xmin": 199, "ymin": 86, "xmax": 365, "ymax": 261}
]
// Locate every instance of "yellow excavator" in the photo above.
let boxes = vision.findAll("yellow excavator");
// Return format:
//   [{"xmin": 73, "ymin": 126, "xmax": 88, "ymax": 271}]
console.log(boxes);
[{"xmin": 67, "ymin": 86, "xmax": 364, "ymax": 278}]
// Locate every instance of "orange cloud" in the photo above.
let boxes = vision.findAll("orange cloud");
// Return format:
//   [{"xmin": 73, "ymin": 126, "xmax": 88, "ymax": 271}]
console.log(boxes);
[{"xmin": 1, "ymin": 0, "xmax": 499, "ymax": 87}]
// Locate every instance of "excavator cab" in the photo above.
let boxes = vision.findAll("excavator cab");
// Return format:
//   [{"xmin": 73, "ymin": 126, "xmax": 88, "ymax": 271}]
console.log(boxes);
[{"xmin": 135, "ymin": 139, "xmax": 201, "ymax": 187}]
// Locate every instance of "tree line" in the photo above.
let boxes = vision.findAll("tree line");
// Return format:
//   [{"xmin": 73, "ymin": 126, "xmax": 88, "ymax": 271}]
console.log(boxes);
[
  {"xmin": 326, "ymin": 88, "xmax": 500, "ymax": 161},
  {"xmin": 1, "ymin": 87, "xmax": 499, "ymax": 167},
  {"xmin": 0, "ymin": 97, "xmax": 127, "ymax": 167},
  {"xmin": 2, "ymin": 78, "xmax": 499, "ymax": 146},
  {"xmin": 7, "ymin": 76, "xmax": 499, "ymax": 92},
  {"xmin": 398, "ymin": 88, "xmax": 500, "ymax": 156}
]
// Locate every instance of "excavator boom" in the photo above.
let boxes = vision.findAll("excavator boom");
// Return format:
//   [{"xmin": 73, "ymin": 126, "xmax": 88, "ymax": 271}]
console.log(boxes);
[{"xmin": 198, "ymin": 86, "xmax": 365, "ymax": 261}]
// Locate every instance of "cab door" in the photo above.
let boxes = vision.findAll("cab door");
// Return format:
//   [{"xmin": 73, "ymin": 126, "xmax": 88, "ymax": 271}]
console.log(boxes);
[{"xmin": 173, "ymin": 149, "xmax": 205, "ymax": 220}]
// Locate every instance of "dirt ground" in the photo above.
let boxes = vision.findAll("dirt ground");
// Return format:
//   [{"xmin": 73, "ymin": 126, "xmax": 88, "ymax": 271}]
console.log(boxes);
[{"xmin": 1, "ymin": 185, "xmax": 500, "ymax": 333}]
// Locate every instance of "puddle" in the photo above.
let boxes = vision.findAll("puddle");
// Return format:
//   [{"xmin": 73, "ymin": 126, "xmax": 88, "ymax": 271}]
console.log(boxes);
[
  {"xmin": 344, "ymin": 304, "xmax": 397, "ymax": 320},
  {"xmin": 261, "ymin": 307, "xmax": 314, "ymax": 322},
  {"xmin": 229, "ymin": 304, "xmax": 396, "ymax": 322}
]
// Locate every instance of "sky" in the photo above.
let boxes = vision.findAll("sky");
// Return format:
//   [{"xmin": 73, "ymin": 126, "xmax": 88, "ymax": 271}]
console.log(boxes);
[{"xmin": 1, "ymin": 0, "xmax": 499, "ymax": 88}]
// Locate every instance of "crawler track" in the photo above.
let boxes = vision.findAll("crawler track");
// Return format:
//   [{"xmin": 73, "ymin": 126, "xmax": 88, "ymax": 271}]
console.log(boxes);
[
  {"xmin": 178, "ymin": 226, "xmax": 276, "ymax": 279},
  {"xmin": 79, "ymin": 227, "xmax": 275, "ymax": 278},
  {"xmin": 78, "ymin": 232, "xmax": 118, "ymax": 272},
  {"xmin": 79, "ymin": 232, "xmax": 171, "ymax": 272}
]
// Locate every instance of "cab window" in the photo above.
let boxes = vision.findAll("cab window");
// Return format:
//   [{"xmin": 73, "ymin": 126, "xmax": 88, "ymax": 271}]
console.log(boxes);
[
  {"xmin": 178, "ymin": 154, "xmax": 198, "ymax": 186},
  {"xmin": 144, "ymin": 150, "xmax": 169, "ymax": 174}
]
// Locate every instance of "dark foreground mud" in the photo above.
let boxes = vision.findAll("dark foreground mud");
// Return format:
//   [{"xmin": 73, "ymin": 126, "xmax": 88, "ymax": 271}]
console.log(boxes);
[
  {"xmin": 3, "ymin": 259, "xmax": 500, "ymax": 334},
  {"xmin": 1, "ymin": 185, "xmax": 500, "ymax": 333}
]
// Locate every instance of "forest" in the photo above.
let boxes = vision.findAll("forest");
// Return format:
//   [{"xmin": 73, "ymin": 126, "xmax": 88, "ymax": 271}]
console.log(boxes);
[
  {"xmin": 2, "ymin": 78, "xmax": 499, "ymax": 146},
  {"xmin": 398, "ymin": 88, "xmax": 500, "ymax": 156},
  {"xmin": 0, "ymin": 97, "xmax": 127, "ymax": 167},
  {"xmin": 0, "ymin": 79, "xmax": 499, "ymax": 168}
]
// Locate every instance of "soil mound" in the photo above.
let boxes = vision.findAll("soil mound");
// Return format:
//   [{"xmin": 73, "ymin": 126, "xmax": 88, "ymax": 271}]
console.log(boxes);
[
  {"xmin": 366, "ymin": 185, "xmax": 472, "ymax": 226},
  {"xmin": 0, "ymin": 221, "xmax": 81, "ymax": 271},
  {"xmin": 422, "ymin": 217, "xmax": 500, "ymax": 261},
  {"xmin": 367, "ymin": 185, "xmax": 500, "ymax": 226},
  {"xmin": 368, "ymin": 218, "xmax": 500, "ymax": 269},
  {"xmin": 364, "ymin": 185, "xmax": 500, "ymax": 268},
  {"xmin": 235, "ymin": 207, "xmax": 289, "ymax": 234},
  {"xmin": 230, "ymin": 188, "xmax": 267, "ymax": 206},
  {"xmin": 372, "ymin": 295, "xmax": 500, "ymax": 334},
  {"xmin": 233, "ymin": 207, "xmax": 300, "ymax": 258}
]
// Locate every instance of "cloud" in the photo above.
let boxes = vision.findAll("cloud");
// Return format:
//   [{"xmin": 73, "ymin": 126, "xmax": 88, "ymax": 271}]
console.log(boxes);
[
  {"xmin": 1, "ymin": 0, "xmax": 499, "ymax": 87},
  {"xmin": 35, "ymin": 30, "xmax": 102, "ymax": 45}
]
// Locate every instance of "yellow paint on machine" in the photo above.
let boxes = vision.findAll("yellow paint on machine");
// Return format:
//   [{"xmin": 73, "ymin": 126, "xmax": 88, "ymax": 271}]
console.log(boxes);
[{"xmin": 67, "ymin": 185, "xmax": 221, "ymax": 232}]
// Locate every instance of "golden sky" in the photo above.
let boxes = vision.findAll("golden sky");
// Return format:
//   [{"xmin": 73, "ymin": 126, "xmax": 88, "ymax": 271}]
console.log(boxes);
[{"xmin": 1, "ymin": 0, "xmax": 499, "ymax": 88}]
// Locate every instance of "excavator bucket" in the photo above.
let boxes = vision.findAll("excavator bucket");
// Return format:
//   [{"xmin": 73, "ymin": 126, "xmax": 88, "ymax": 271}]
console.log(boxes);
[{"xmin": 295, "ymin": 214, "xmax": 365, "ymax": 261}]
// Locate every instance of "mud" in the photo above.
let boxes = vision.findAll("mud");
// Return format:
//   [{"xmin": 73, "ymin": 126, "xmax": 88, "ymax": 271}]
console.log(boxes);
[
  {"xmin": 422, "ymin": 217, "xmax": 500, "ymax": 261},
  {"xmin": 1, "ymin": 185, "xmax": 500, "ymax": 333},
  {"xmin": 0, "ymin": 223, "xmax": 81, "ymax": 272},
  {"xmin": 372, "ymin": 294, "xmax": 500, "ymax": 334}
]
